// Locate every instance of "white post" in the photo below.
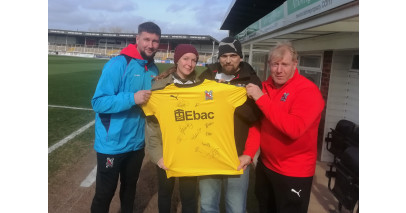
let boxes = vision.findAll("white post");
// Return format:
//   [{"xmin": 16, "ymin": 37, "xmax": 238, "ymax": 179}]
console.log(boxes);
[
  {"xmin": 248, "ymin": 43, "xmax": 253, "ymax": 65},
  {"xmin": 166, "ymin": 41, "xmax": 169, "ymax": 59},
  {"xmin": 211, "ymin": 40, "xmax": 215, "ymax": 62}
]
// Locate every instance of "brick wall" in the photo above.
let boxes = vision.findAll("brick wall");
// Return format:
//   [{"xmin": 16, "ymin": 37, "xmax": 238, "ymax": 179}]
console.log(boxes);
[{"xmin": 317, "ymin": 51, "xmax": 333, "ymax": 160}]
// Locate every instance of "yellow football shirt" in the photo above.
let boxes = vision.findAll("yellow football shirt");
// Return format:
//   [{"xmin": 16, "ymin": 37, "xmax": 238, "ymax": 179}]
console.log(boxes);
[{"xmin": 142, "ymin": 79, "xmax": 247, "ymax": 177}]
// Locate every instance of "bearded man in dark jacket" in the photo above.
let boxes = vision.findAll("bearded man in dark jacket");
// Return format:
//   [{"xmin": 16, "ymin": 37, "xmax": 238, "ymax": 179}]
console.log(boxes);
[{"xmin": 198, "ymin": 37, "xmax": 262, "ymax": 213}]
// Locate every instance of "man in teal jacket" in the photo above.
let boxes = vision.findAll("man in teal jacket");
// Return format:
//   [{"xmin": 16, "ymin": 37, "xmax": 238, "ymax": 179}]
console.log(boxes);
[{"xmin": 90, "ymin": 21, "xmax": 161, "ymax": 213}]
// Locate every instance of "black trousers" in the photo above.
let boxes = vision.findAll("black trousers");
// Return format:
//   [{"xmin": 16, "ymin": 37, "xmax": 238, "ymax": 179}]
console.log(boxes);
[
  {"xmin": 255, "ymin": 159, "xmax": 313, "ymax": 213},
  {"xmin": 156, "ymin": 166, "xmax": 197, "ymax": 213},
  {"xmin": 91, "ymin": 149, "xmax": 145, "ymax": 213}
]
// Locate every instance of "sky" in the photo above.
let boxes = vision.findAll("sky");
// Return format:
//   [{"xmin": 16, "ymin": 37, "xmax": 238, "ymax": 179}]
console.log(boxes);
[{"xmin": 48, "ymin": 0, "xmax": 234, "ymax": 41}]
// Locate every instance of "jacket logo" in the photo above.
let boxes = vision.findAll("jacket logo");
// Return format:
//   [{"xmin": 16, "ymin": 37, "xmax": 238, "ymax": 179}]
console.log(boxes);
[
  {"xmin": 205, "ymin": 90, "xmax": 213, "ymax": 100},
  {"xmin": 281, "ymin": 93, "xmax": 289, "ymax": 102},
  {"xmin": 174, "ymin": 109, "xmax": 214, "ymax": 121},
  {"xmin": 106, "ymin": 157, "xmax": 114, "ymax": 168}
]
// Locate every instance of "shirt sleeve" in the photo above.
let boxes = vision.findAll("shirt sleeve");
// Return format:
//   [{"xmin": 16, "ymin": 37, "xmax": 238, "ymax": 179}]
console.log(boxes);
[
  {"xmin": 141, "ymin": 91, "xmax": 159, "ymax": 116},
  {"xmin": 242, "ymin": 121, "xmax": 261, "ymax": 159},
  {"xmin": 91, "ymin": 57, "xmax": 136, "ymax": 113},
  {"xmin": 226, "ymin": 85, "xmax": 247, "ymax": 109},
  {"xmin": 145, "ymin": 115, "xmax": 163, "ymax": 164}
]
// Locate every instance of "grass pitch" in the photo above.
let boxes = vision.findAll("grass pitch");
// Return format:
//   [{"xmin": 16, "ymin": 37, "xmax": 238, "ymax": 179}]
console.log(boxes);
[
  {"xmin": 48, "ymin": 55, "xmax": 206, "ymax": 108},
  {"xmin": 48, "ymin": 55, "xmax": 107, "ymax": 108}
]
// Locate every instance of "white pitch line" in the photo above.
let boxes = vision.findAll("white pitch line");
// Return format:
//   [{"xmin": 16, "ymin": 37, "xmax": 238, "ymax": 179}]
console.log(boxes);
[
  {"xmin": 80, "ymin": 165, "xmax": 97, "ymax": 187},
  {"xmin": 48, "ymin": 120, "xmax": 95, "ymax": 154},
  {"xmin": 49, "ymin": 105, "xmax": 93, "ymax": 111}
]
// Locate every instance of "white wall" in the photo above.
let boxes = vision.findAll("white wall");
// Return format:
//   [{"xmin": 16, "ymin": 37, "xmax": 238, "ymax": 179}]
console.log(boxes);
[
  {"xmin": 293, "ymin": 32, "xmax": 359, "ymax": 52},
  {"xmin": 321, "ymin": 50, "xmax": 359, "ymax": 162}
]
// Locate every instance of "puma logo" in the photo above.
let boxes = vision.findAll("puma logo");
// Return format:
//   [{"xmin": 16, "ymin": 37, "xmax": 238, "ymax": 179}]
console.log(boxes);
[
  {"xmin": 291, "ymin": 189, "xmax": 302, "ymax": 197},
  {"xmin": 219, "ymin": 39, "xmax": 239, "ymax": 52},
  {"xmin": 170, "ymin": 95, "xmax": 178, "ymax": 100}
]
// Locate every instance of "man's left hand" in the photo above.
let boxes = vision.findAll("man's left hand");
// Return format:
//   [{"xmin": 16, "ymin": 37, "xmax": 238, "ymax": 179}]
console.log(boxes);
[
  {"xmin": 237, "ymin": 155, "xmax": 252, "ymax": 171},
  {"xmin": 246, "ymin": 83, "xmax": 263, "ymax": 101},
  {"xmin": 134, "ymin": 90, "xmax": 151, "ymax": 105}
]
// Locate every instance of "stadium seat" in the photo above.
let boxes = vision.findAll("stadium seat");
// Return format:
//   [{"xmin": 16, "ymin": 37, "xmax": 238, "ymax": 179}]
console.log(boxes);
[{"xmin": 325, "ymin": 119, "xmax": 359, "ymax": 212}]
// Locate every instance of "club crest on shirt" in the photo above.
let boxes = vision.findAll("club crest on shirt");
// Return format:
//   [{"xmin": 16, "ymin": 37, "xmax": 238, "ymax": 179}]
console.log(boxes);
[
  {"xmin": 106, "ymin": 157, "xmax": 114, "ymax": 168},
  {"xmin": 280, "ymin": 93, "xmax": 289, "ymax": 102},
  {"xmin": 205, "ymin": 90, "xmax": 213, "ymax": 100}
]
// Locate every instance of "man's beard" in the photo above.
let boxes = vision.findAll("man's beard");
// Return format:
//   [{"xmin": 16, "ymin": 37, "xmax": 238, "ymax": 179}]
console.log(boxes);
[
  {"xmin": 221, "ymin": 65, "xmax": 239, "ymax": 75},
  {"xmin": 140, "ymin": 51, "xmax": 156, "ymax": 61}
]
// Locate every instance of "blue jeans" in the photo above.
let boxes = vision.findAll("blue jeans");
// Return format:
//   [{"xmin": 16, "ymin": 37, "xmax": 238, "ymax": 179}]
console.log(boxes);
[{"xmin": 199, "ymin": 165, "xmax": 250, "ymax": 213}]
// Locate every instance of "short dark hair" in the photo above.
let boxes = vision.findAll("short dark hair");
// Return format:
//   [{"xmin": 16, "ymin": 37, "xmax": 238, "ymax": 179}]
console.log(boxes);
[{"xmin": 138, "ymin": 21, "xmax": 161, "ymax": 38}]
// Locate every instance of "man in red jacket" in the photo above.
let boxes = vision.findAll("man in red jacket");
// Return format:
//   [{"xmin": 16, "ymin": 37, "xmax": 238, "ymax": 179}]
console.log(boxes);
[{"xmin": 245, "ymin": 42, "xmax": 325, "ymax": 213}]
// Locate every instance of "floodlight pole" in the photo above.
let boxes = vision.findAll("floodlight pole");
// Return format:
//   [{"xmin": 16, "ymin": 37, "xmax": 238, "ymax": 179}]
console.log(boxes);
[
  {"xmin": 248, "ymin": 43, "xmax": 253, "ymax": 65},
  {"xmin": 166, "ymin": 41, "xmax": 169, "ymax": 59},
  {"xmin": 211, "ymin": 40, "xmax": 215, "ymax": 61}
]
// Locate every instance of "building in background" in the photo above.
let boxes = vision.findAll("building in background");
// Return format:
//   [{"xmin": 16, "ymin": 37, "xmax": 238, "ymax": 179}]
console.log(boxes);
[
  {"xmin": 48, "ymin": 29, "xmax": 220, "ymax": 65},
  {"xmin": 221, "ymin": 0, "xmax": 359, "ymax": 161}
]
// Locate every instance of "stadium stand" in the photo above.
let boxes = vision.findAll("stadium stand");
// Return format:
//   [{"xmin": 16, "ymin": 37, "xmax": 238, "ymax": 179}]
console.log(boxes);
[{"xmin": 48, "ymin": 29, "xmax": 220, "ymax": 64}]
